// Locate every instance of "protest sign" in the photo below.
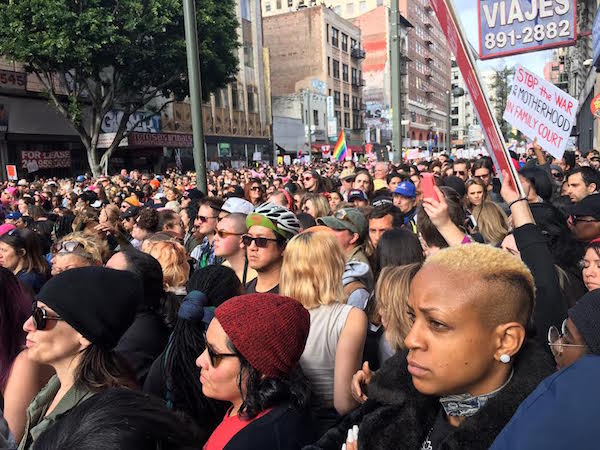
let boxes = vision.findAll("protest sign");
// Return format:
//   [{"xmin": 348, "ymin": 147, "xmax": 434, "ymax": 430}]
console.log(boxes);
[
  {"xmin": 5, "ymin": 165, "xmax": 17, "ymax": 180},
  {"xmin": 503, "ymin": 64, "xmax": 577, "ymax": 160}
]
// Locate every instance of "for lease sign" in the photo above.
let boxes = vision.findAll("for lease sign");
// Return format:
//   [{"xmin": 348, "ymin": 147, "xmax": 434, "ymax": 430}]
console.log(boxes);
[
  {"xmin": 503, "ymin": 64, "xmax": 577, "ymax": 159},
  {"xmin": 479, "ymin": 0, "xmax": 577, "ymax": 60}
]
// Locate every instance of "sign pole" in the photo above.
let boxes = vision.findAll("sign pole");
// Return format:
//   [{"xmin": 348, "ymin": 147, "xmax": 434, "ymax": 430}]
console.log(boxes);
[{"xmin": 429, "ymin": 0, "xmax": 523, "ymax": 196}]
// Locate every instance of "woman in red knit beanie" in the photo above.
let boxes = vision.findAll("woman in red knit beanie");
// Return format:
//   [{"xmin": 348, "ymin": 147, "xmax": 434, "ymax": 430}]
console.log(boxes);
[{"xmin": 197, "ymin": 293, "xmax": 314, "ymax": 450}]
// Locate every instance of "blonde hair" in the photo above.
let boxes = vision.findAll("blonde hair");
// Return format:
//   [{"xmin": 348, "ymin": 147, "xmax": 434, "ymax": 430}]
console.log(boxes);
[
  {"xmin": 464, "ymin": 177, "xmax": 488, "ymax": 210},
  {"xmin": 143, "ymin": 240, "xmax": 190, "ymax": 290},
  {"xmin": 376, "ymin": 264, "xmax": 422, "ymax": 351},
  {"xmin": 54, "ymin": 232, "xmax": 106, "ymax": 265},
  {"xmin": 300, "ymin": 193, "xmax": 331, "ymax": 219},
  {"xmin": 280, "ymin": 231, "xmax": 345, "ymax": 309},
  {"xmin": 101, "ymin": 204, "xmax": 121, "ymax": 227},
  {"xmin": 425, "ymin": 244, "xmax": 535, "ymax": 326},
  {"xmin": 472, "ymin": 201, "xmax": 509, "ymax": 246}
]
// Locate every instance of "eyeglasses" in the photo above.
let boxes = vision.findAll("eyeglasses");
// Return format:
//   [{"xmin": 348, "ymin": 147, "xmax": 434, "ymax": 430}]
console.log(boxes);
[
  {"xmin": 242, "ymin": 234, "xmax": 278, "ymax": 248},
  {"xmin": 31, "ymin": 304, "xmax": 64, "ymax": 330},
  {"xmin": 216, "ymin": 229, "xmax": 243, "ymax": 239},
  {"xmin": 551, "ymin": 172, "xmax": 564, "ymax": 180},
  {"xmin": 203, "ymin": 331, "xmax": 238, "ymax": 367},
  {"xmin": 455, "ymin": 171, "xmax": 466, "ymax": 176},
  {"xmin": 250, "ymin": 186, "xmax": 261, "ymax": 192},
  {"xmin": 197, "ymin": 215, "xmax": 218, "ymax": 223},
  {"xmin": 548, "ymin": 318, "xmax": 587, "ymax": 357},
  {"xmin": 303, "ymin": 176, "xmax": 313, "ymax": 181}
]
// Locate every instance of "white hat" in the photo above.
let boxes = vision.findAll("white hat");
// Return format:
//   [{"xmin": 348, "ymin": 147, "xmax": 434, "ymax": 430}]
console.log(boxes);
[
  {"xmin": 17, "ymin": 179, "xmax": 28, "ymax": 186},
  {"xmin": 153, "ymin": 192, "xmax": 166, "ymax": 200},
  {"xmin": 91, "ymin": 200, "xmax": 103, "ymax": 208},
  {"xmin": 221, "ymin": 197, "xmax": 254, "ymax": 215}
]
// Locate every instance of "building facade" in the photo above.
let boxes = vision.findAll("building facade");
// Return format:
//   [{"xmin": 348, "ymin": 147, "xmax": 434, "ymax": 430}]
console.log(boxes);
[
  {"xmin": 450, "ymin": 59, "xmax": 483, "ymax": 148},
  {"xmin": 263, "ymin": 4, "xmax": 365, "ymax": 154},
  {"xmin": 162, "ymin": 0, "xmax": 272, "ymax": 168},
  {"xmin": 352, "ymin": 6, "xmax": 412, "ymax": 146}
]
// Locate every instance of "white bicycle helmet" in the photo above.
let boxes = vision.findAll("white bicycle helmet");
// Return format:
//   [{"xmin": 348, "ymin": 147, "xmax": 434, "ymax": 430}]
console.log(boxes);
[{"xmin": 251, "ymin": 202, "xmax": 301, "ymax": 239}]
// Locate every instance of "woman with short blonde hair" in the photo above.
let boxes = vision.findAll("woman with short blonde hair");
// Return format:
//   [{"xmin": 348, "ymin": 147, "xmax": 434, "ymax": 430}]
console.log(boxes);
[
  {"xmin": 376, "ymin": 264, "xmax": 422, "ymax": 352},
  {"xmin": 51, "ymin": 232, "xmax": 106, "ymax": 275},
  {"xmin": 143, "ymin": 240, "xmax": 189, "ymax": 293},
  {"xmin": 280, "ymin": 231, "xmax": 367, "ymax": 435},
  {"xmin": 299, "ymin": 193, "xmax": 331, "ymax": 220},
  {"xmin": 473, "ymin": 201, "xmax": 510, "ymax": 246}
]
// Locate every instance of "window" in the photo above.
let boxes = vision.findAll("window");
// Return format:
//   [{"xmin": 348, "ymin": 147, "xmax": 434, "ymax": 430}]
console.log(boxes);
[
  {"xmin": 326, "ymin": 24, "xmax": 329, "ymax": 43},
  {"xmin": 344, "ymin": 93, "xmax": 349, "ymax": 107},
  {"xmin": 214, "ymin": 91, "xmax": 222, "ymax": 108},
  {"xmin": 335, "ymin": 110, "xmax": 341, "ymax": 127},
  {"xmin": 313, "ymin": 110, "xmax": 319, "ymax": 126},
  {"xmin": 276, "ymin": 0, "xmax": 281, "ymax": 8},
  {"xmin": 353, "ymin": 113, "xmax": 360, "ymax": 128},
  {"xmin": 342, "ymin": 64, "xmax": 348, "ymax": 82},
  {"xmin": 332, "ymin": 28, "xmax": 339, "ymax": 47},
  {"xmin": 451, "ymin": 106, "xmax": 459, "ymax": 115},
  {"xmin": 288, "ymin": 0, "xmax": 293, "ymax": 6},
  {"xmin": 352, "ymin": 96, "xmax": 358, "ymax": 109},
  {"xmin": 451, "ymin": 118, "xmax": 459, "ymax": 126},
  {"xmin": 351, "ymin": 67, "xmax": 358, "ymax": 84},
  {"xmin": 232, "ymin": 85, "xmax": 240, "ymax": 110},
  {"xmin": 243, "ymin": 43, "xmax": 254, "ymax": 68},
  {"xmin": 333, "ymin": 59, "xmax": 340, "ymax": 79},
  {"xmin": 327, "ymin": 57, "xmax": 331, "ymax": 76},
  {"xmin": 346, "ymin": 3, "xmax": 354, "ymax": 14},
  {"xmin": 241, "ymin": 0, "xmax": 251, "ymax": 20},
  {"xmin": 342, "ymin": 34, "xmax": 348, "ymax": 52},
  {"xmin": 377, "ymin": 0, "xmax": 383, "ymax": 5},
  {"xmin": 328, "ymin": 89, "xmax": 332, "ymax": 97},
  {"xmin": 247, "ymin": 86, "xmax": 256, "ymax": 112},
  {"xmin": 351, "ymin": 38, "xmax": 357, "ymax": 49},
  {"xmin": 344, "ymin": 112, "xmax": 350, "ymax": 128},
  {"xmin": 360, "ymin": 1, "xmax": 367, "ymax": 12},
  {"xmin": 265, "ymin": 2, "xmax": 271, "ymax": 12},
  {"xmin": 334, "ymin": 91, "xmax": 341, "ymax": 106}
]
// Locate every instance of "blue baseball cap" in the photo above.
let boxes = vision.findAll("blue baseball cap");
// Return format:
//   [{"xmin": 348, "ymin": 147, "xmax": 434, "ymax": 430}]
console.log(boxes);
[
  {"xmin": 76, "ymin": 175, "xmax": 86, "ymax": 183},
  {"xmin": 6, "ymin": 211, "xmax": 22, "ymax": 220},
  {"xmin": 394, "ymin": 181, "xmax": 416, "ymax": 199},
  {"xmin": 348, "ymin": 189, "xmax": 368, "ymax": 202}
]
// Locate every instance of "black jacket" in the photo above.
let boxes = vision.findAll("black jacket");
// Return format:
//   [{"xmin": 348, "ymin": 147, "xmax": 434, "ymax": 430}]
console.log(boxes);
[
  {"xmin": 513, "ymin": 223, "xmax": 567, "ymax": 345},
  {"xmin": 115, "ymin": 310, "xmax": 170, "ymax": 385},
  {"xmin": 224, "ymin": 405, "xmax": 315, "ymax": 450},
  {"xmin": 305, "ymin": 340, "xmax": 554, "ymax": 450}
]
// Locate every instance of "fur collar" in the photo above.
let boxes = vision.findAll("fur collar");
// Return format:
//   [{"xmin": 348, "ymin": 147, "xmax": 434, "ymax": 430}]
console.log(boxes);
[{"xmin": 360, "ymin": 340, "xmax": 555, "ymax": 449}]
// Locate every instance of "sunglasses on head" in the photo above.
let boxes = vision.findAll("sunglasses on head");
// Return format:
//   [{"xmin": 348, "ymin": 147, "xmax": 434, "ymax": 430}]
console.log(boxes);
[
  {"xmin": 54, "ymin": 240, "xmax": 83, "ymax": 254},
  {"xmin": 242, "ymin": 234, "xmax": 278, "ymax": 248},
  {"xmin": 31, "ymin": 304, "xmax": 64, "ymax": 330},
  {"xmin": 203, "ymin": 330, "xmax": 238, "ymax": 367}
]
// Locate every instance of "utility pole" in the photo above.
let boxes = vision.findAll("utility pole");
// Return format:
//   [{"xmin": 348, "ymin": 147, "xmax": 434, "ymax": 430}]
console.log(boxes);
[
  {"xmin": 304, "ymin": 90, "xmax": 313, "ymax": 160},
  {"xmin": 390, "ymin": 1, "xmax": 402, "ymax": 164},
  {"xmin": 182, "ymin": 0, "xmax": 207, "ymax": 193},
  {"xmin": 446, "ymin": 90, "xmax": 451, "ymax": 154}
]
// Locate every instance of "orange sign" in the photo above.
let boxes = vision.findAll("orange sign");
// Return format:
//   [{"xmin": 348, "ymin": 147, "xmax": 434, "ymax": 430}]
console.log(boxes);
[
  {"xmin": 5, "ymin": 164, "xmax": 17, "ymax": 180},
  {"xmin": 591, "ymin": 93, "xmax": 600, "ymax": 119}
]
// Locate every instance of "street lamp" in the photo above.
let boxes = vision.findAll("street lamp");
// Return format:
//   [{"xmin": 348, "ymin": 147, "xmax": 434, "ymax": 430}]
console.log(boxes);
[{"xmin": 446, "ymin": 86, "xmax": 465, "ymax": 153}]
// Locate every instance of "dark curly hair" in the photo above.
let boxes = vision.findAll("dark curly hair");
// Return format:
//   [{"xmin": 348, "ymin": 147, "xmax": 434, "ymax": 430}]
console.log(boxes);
[
  {"xmin": 136, "ymin": 207, "xmax": 159, "ymax": 233},
  {"xmin": 226, "ymin": 338, "xmax": 311, "ymax": 420}
]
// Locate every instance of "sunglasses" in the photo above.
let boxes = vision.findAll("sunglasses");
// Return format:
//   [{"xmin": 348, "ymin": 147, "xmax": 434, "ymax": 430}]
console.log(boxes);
[
  {"xmin": 216, "ymin": 229, "xmax": 243, "ymax": 239},
  {"xmin": 242, "ymin": 234, "xmax": 278, "ymax": 248},
  {"xmin": 250, "ymin": 186, "xmax": 261, "ymax": 192},
  {"xmin": 197, "ymin": 215, "xmax": 218, "ymax": 223},
  {"xmin": 31, "ymin": 304, "xmax": 64, "ymax": 330},
  {"xmin": 455, "ymin": 171, "xmax": 466, "ymax": 176},
  {"xmin": 303, "ymin": 176, "xmax": 313, "ymax": 181},
  {"xmin": 54, "ymin": 240, "xmax": 83, "ymax": 254},
  {"xmin": 571, "ymin": 216, "xmax": 600, "ymax": 224},
  {"xmin": 551, "ymin": 172, "xmax": 564, "ymax": 180},
  {"xmin": 203, "ymin": 331, "xmax": 238, "ymax": 367}
]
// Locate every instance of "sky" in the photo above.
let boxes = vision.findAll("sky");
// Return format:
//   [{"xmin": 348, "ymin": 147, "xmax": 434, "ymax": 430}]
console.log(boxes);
[{"xmin": 453, "ymin": 0, "xmax": 553, "ymax": 77}]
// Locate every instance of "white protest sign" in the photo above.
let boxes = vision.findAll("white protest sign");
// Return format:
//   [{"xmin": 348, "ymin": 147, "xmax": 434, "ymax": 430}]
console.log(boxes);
[{"xmin": 503, "ymin": 64, "xmax": 577, "ymax": 160}]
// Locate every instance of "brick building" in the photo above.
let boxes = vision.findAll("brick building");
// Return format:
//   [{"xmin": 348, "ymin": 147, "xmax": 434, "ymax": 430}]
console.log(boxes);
[{"xmin": 263, "ymin": 4, "xmax": 365, "ymax": 152}]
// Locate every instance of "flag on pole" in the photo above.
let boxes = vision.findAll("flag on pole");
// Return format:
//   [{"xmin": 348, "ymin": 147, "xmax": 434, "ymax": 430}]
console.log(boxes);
[{"xmin": 333, "ymin": 130, "xmax": 347, "ymax": 161}]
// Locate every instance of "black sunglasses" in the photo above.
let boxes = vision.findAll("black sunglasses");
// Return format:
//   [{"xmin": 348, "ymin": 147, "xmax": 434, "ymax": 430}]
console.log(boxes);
[
  {"xmin": 203, "ymin": 331, "xmax": 238, "ymax": 367},
  {"xmin": 197, "ymin": 215, "xmax": 218, "ymax": 223},
  {"xmin": 32, "ymin": 304, "xmax": 64, "ymax": 330},
  {"xmin": 242, "ymin": 234, "xmax": 278, "ymax": 248}
]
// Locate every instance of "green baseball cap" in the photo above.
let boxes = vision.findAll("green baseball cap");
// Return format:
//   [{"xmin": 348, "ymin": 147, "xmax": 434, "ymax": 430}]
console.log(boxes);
[{"xmin": 317, "ymin": 208, "xmax": 367, "ymax": 238}]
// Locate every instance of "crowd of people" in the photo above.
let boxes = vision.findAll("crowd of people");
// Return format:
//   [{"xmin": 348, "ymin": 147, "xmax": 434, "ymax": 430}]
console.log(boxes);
[{"xmin": 0, "ymin": 143, "xmax": 599, "ymax": 449}]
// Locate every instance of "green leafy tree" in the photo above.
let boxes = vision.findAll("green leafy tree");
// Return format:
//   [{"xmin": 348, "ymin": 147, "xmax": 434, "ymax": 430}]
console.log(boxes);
[
  {"xmin": 0, "ymin": 0, "xmax": 239, "ymax": 175},
  {"xmin": 489, "ymin": 65, "xmax": 515, "ymax": 141}
]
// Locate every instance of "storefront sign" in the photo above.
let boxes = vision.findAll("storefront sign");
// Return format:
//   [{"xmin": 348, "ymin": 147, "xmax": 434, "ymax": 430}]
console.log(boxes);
[
  {"xmin": 5, "ymin": 165, "xmax": 17, "ymax": 180},
  {"xmin": 594, "ymin": 7, "xmax": 600, "ymax": 68},
  {"xmin": 128, "ymin": 132, "xmax": 192, "ymax": 148},
  {"xmin": 0, "ymin": 70, "xmax": 26, "ymax": 90},
  {"xmin": 101, "ymin": 110, "xmax": 161, "ymax": 134},
  {"xmin": 431, "ymin": 0, "xmax": 523, "ymax": 195},
  {"xmin": 20, "ymin": 150, "xmax": 71, "ymax": 171},
  {"xmin": 218, "ymin": 143, "xmax": 232, "ymax": 157},
  {"xmin": 503, "ymin": 64, "xmax": 577, "ymax": 159},
  {"xmin": 97, "ymin": 132, "xmax": 128, "ymax": 149},
  {"xmin": 479, "ymin": 0, "xmax": 577, "ymax": 60}
]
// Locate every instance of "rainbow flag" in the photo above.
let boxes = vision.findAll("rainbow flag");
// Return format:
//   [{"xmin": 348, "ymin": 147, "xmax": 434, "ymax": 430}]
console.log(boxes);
[{"xmin": 333, "ymin": 130, "xmax": 347, "ymax": 161}]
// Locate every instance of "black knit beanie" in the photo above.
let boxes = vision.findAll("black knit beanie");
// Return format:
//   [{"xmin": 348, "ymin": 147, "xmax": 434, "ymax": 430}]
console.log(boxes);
[
  {"xmin": 38, "ymin": 267, "xmax": 142, "ymax": 349},
  {"xmin": 569, "ymin": 289, "xmax": 600, "ymax": 355}
]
